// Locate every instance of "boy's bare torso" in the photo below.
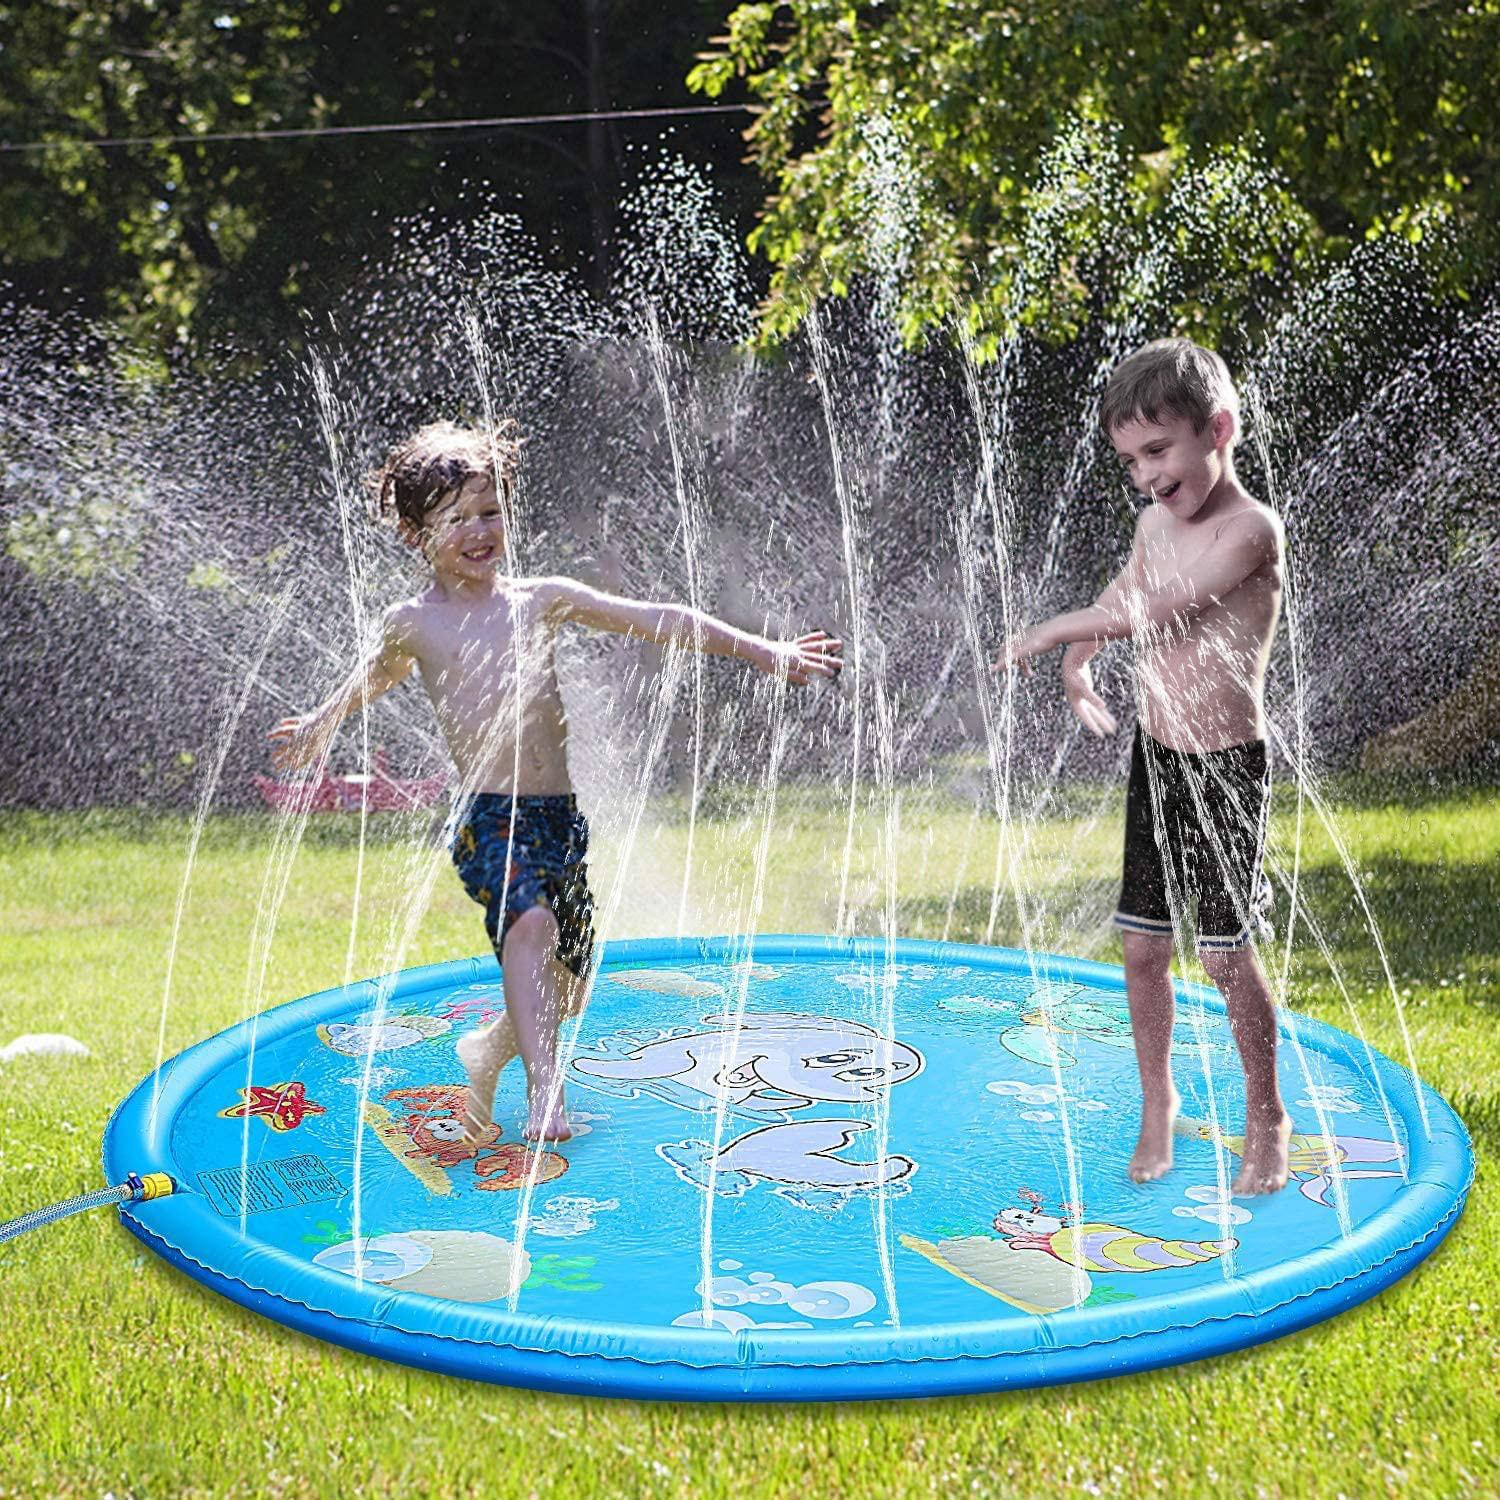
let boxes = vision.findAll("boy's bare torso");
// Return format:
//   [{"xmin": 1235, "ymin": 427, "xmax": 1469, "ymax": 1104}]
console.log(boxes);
[
  {"xmin": 390, "ymin": 578, "xmax": 575, "ymax": 796},
  {"xmin": 1134, "ymin": 499, "xmax": 1283, "ymax": 752}
]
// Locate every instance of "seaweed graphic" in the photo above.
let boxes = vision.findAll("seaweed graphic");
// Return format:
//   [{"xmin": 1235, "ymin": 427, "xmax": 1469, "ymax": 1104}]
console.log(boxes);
[
  {"xmin": 1081, "ymin": 1285, "xmax": 1136, "ymax": 1306},
  {"xmin": 523, "ymin": 1254, "xmax": 602, "ymax": 1293},
  {"xmin": 931, "ymin": 1219, "xmax": 992, "ymax": 1241},
  {"xmin": 302, "ymin": 1220, "xmax": 389, "ymax": 1246}
]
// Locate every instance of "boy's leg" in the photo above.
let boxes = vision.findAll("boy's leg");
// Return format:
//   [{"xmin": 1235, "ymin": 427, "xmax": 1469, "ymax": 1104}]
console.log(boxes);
[
  {"xmin": 1192, "ymin": 738, "xmax": 1289, "ymax": 1193},
  {"xmin": 553, "ymin": 958, "xmax": 590, "ymax": 1020},
  {"xmin": 1122, "ymin": 929, "xmax": 1180, "ymax": 1183},
  {"xmin": 451, "ymin": 798, "xmax": 523, "ymax": 1142},
  {"xmin": 456, "ymin": 955, "xmax": 586, "ymax": 1144},
  {"xmin": 499, "ymin": 904, "xmax": 573, "ymax": 1142},
  {"xmin": 456, "ymin": 1012, "xmax": 519, "ymax": 1143},
  {"xmin": 454, "ymin": 795, "xmax": 593, "ymax": 1144},
  {"xmin": 1200, "ymin": 945, "xmax": 1291, "ymax": 1194}
]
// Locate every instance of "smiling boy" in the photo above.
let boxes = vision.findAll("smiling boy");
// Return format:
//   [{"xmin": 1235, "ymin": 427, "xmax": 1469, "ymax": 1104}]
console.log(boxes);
[
  {"xmin": 1000, "ymin": 339, "xmax": 1291, "ymax": 1195},
  {"xmin": 270, "ymin": 420, "xmax": 841, "ymax": 1144}
]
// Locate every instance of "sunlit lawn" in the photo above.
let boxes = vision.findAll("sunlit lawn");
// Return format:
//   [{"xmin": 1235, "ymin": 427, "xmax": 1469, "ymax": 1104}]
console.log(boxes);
[{"xmin": 0, "ymin": 778, "xmax": 1494, "ymax": 1497}]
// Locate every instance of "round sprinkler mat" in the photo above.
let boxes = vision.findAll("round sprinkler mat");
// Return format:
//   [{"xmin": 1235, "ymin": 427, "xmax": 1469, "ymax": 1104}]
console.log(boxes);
[{"xmin": 104, "ymin": 936, "xmax": 1472, "ymax": 1400}]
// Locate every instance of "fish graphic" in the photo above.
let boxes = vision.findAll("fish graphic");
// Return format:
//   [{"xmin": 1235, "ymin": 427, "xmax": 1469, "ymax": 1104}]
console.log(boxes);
[
  {"xmin": 1175, "ymin": 1116, "xmax": 1405, "ymax": 1207},
  {"xmin": 999, "ymin": 997, "xmax": 1212, "ymax": 1070}
]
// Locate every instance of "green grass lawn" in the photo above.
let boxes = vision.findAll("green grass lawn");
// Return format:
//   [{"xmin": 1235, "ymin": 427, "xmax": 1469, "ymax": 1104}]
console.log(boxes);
[{"xmin": 0, "ymin": 780, "xmax": 1495, "ymax": 1498}]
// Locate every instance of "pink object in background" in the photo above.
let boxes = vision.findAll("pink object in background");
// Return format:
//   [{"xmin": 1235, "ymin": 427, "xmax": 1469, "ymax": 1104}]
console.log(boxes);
[{"xmin": 252, "ymin": 748, "xmax": 447, "ymax": 813}]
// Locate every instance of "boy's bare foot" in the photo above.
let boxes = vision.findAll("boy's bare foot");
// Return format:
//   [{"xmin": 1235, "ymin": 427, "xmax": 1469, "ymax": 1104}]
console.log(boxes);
[
  {"xmin": 1233, "ymin": 1110, "xmax": 1294, "ymax": 1195},
  {"xmin": 456, "ymin": 1028, "xmax": 501, "ymax": 1144},
  {"xmin": 523, "ymin": 1074, "xmax": 573, "ymax": 1143},
  {"xmin": 1128, "ymin": 1091, "xmax": 1181, "ymax": 1183}
]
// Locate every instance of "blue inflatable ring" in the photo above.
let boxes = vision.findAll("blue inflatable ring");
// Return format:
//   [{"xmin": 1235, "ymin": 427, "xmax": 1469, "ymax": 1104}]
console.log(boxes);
[{"xmin": 104, "ymin": 936, "xmax": 1472, "ymax": 1400}]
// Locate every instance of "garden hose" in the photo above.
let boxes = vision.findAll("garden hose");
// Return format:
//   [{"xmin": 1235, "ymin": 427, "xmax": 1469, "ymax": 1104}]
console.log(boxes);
[{"xmin": 0, "ymin": 1171, "xmax": 174, "ymax": 1245}]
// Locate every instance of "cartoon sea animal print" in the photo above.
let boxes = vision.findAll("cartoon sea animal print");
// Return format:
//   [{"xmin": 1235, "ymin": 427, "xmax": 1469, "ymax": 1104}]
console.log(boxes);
[
  {"xmin": 1177, "ymin": 1116, "xmax": 1406, "ymax": 1207},
  {"xmin": 362, "ymin": 1100, "xmax": 451, "ymax": 1194},
  {"xmin": 338, "ymin": 1066, "xmax": 399, "ymax": 1091},
  {"xmin": 387, "ymin": 1084, "xmax": 503, "ymax": 1164},
  {"xmin": 991, "ymin": 1198, "xmax": 1237, "ymax": 1273},
  {"xmin": 998, "ymin": 996, "xmax": 1212, "ymax": 1070},
  {"xmin": 1174, "ymin": 1185, "xmax": 1253, "ymax": 1226},
  {"xmin": 390, "ymin": 1084, "xmax": 568, "ymax": 1192},
  {"xmin": 604, "ymin": 969, "xmax": 726, "ymax": 1000},
  {"xmin": 303, "ymin": 1220, "xmax": 389, "ymax": 1247},
  {"xmin": 939, "ymin": 977, "xmax": 1077, "ymax": 1015},
  {"xmin": 939, "ymin": 994, "xmax": 1022, "ymax": 1019},
  {"xmin": 659, "ymin": 1118, "xmax": 917, "ymax": 1209},
  {"xmin": 435, "ymin": 995, "xmax": 506, "ymax": 1027},
  {"xmin": 471, "ymin": 1143, "xmax": 570, "ymax": 1192},
  {"xmin": 571, "ymin": 1011, "xmax": 924, "ymax": 1121},
  {"xmin": 362, "ymin": 1084, "xmax": 568, "ymax": 1195},
  {"xmin": 1294, "ymin": 1083, "xmax": 1361, "ymax": 1115},
  {"xmin": 671, "ymin": 1269, "xmax": 878, "ymax": 1330},
  {"xmin": 523, "ymin": 1254, "xmax": 602, "ymax": 1293},
  {"xmin": 901, "ymin": 1233, "xmax": 1092, "ymax": 1315},
  {"xmin": 985, "ymin": 1078, "xmax": 1109, "ymax": 1123},
  {"xmin": 317, "ymin": 1011, "xmax": 451, "ymax": 1057},
  {"xmin": 313, "ymin": 1230, "xmax": 529, "ymax": 1303},
  {"xmin": 529, "ymin": 1195, "xmax": 620, "ymax": 1238},
  {"xmin": 1082, "ymin": 1285, "xmax": 1138, "ymax": 1307},
  {"xmin": 218, "ymin": 1081, "xmax": 326, "ymax": 1132}
]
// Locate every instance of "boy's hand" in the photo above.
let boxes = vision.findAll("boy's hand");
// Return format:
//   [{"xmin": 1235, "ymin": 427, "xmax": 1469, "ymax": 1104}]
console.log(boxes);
[
  {"xmin": 763, "ymin": 630, "xmax": 843, "ymax": 685},
  {"xmin": 993, "ymin": 625, "xmax": 1053, "ymax": 678},
  {"xmin": 1061, "ymin": 643, "xmax": 1118, "ymax": 737},
  {"xmin": 267, "ymin": 709, "xmax": 339, "ymax": 773}
]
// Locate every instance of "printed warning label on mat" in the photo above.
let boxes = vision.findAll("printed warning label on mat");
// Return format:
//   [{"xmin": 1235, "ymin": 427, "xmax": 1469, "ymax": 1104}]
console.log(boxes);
[{"xmin": 198, "ymin": 1154, "xmax": 346, "ymax": 1216}]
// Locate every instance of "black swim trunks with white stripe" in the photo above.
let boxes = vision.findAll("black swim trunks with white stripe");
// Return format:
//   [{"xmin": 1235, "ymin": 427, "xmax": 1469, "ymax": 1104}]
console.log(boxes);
[{"xmin": 1112, "ymin": 727, "xmax": 1273, "ymax": 952}]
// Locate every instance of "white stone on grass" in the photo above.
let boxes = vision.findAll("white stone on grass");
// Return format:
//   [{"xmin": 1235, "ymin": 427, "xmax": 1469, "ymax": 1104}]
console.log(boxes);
[{"xmin": 0, "ymin": 1033, "xmax": 90, "ymax": 1064}]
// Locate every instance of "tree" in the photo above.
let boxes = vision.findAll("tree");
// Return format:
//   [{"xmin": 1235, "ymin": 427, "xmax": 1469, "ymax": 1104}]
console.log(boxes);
[
  {"xmin": 687, "ymin": 0, "xmax": 1500, "ymax": 351},
  {"xmin": 0, "ymin": 1, "xmax": 755, "ymax": 355}
]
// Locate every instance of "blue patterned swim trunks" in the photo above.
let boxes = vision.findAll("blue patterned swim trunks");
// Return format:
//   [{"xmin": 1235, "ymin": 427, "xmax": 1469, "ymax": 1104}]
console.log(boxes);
[{"xmin": 450, "ymin": 793, "xmax": 595, "ymax": 979}]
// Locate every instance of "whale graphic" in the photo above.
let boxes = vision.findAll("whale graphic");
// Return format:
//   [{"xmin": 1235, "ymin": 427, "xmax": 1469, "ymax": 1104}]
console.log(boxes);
[{"xmin": 660, "ymin": 1118, "xmax": 917, "ymax": 1211}]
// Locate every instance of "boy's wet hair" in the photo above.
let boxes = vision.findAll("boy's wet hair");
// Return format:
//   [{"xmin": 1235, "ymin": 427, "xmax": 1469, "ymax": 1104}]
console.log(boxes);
[
  {"xmin": 366, "ymin": 420, "xmax": 523, "ymax": 531},
  {"xmin": 1099, "ymin": 338, "xmax": 1240, "ymax": 438}
]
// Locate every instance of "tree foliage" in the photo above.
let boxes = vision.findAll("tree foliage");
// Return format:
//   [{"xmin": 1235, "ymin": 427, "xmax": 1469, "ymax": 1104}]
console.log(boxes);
[
  {"xmin": 0, "ymin": 0, "xmax": 749, "ymax": 354},
  {"xmin": 687, "ymin": 0, "xmax": 1500, "ymax": 349}
]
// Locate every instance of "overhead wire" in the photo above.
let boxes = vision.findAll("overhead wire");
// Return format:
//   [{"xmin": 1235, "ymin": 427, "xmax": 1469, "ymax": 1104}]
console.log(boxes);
[{"xmin": 0, "ymin": 102, "xmax": 753, "ymax": 155}]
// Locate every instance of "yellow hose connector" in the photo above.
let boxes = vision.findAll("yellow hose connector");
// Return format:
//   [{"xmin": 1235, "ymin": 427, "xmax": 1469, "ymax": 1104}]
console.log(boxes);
[{"xmin": 136, "ymin": 1172, "xmax": 175, "ymax": 1201}]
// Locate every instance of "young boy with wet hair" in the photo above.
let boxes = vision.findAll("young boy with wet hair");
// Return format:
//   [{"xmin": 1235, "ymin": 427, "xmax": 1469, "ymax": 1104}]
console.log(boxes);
[
  {"xmin": 1000, "ymin": 337, "xmax": 1291, "ymax": 1194},
  {"xmin": 271, "ymin": 419, "xmax": 841, "ymax": 1143}
]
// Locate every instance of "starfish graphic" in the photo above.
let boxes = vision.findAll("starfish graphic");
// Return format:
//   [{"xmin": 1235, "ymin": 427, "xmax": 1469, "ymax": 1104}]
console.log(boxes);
[
  {"xmin": 219, "ymin": 1081, "xmax": 327, "ymax": 1132},
  {"xmin": 436, "ymin": 997, "xmax": 504, "ymax": 1026}
]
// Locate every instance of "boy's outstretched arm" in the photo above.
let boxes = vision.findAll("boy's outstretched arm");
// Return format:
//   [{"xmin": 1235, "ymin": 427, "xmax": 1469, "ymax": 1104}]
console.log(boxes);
[
  {"xmin": 541, "ymin": 579, "xmax": 842, "ymax": 684},
  {"xmin": 268, "ymin": 607, "xmax": 417, "ymax": 771},
  {"xmin": 996, "ymin": 540, "xmax": 1144, "ymax": 736},
  {"xmin": 1060, "ymin": 641, "xmax": 1118, "ymax": 737},
  {"xmin": 1054, "ymin": 544, "xmax": 1143, "ymax": 736},
  {"xmin": 999, "ymin": 509, "xmax": 1279, "ymax": 671}
]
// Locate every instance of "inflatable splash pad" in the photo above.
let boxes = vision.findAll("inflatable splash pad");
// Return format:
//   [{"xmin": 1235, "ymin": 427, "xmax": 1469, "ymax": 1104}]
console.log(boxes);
[{"xmin": 104, "ymin": 936, "xmax": 1472, "ymax": 1400}]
